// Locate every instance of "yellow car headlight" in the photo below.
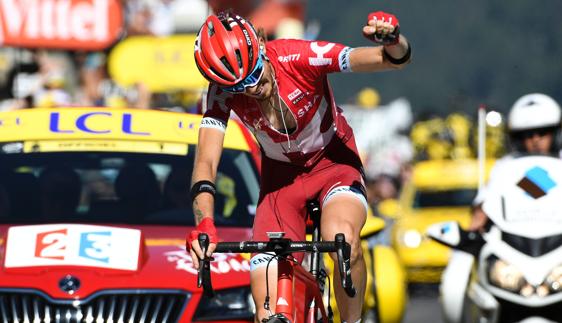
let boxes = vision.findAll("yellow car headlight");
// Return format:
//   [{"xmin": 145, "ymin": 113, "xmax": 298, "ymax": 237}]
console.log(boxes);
[{"xmin": 401, "ymin": 229, "xmax": 422, "ymax": 248}]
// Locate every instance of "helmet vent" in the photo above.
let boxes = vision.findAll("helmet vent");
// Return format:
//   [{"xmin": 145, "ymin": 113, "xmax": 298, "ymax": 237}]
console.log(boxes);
[
  {"xmin": 217, "ymin": 11, "xmax": 233, "ymax": 30},
  {"xmin": 207, "ymin": 21, "xmax": 215, "ymax": 37},
  {"xmin": 209, "ymin": 65, "xmax": 226, "ymax": 81},
  {"xmin": 220, "ymin": 57, "xmax": 235, "ymax": 76},
  {"xmin": 235, "ymin": 50, "xmax": 243, "ymax": 70},
  {"xmin": 218, "ymin": 12, "xmax": 233, "ymax": 31}
]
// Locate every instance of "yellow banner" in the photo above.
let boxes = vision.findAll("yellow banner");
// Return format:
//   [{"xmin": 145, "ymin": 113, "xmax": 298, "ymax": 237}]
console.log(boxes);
[
  {"xmin": 108, "ymin": 35, "xmax": 209, "ymax": 92},
  {"xmin": 0, "ymin": 108, "xmax": 250, "ymax": 151}
]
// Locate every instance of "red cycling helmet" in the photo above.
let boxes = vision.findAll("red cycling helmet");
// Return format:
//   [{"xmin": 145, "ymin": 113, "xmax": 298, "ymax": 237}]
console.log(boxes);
[{"xmin": 194, "ymin": 12, "xmax": 260, "ymax": 87}]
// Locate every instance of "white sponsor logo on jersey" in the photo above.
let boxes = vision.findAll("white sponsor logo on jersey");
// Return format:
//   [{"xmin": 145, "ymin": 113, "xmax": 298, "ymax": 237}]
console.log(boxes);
[
  {"xmin": 207, "ymin": 86, "xmax": 233, "ymax": 113},
  {"xmin": 339, "ymin": 47, "xmax": 353, "ymax": 72},
  {"xmin": 200, "ymin": 117, "xmax": 227, "ymax": 132},
  {"xmin": 309, "ymin": 42, "xmax": 335, "ymax": 66},
  {"xmin": 288, "ymin": 88, "xmax": 303, "ymax": 101},
  {"xmin": 297, "ymin": 99, "xmax": 315, "ymax": 118},
  {"xmin": 278, "ymin": 53, "xmax": 300, "ymax": 63}
]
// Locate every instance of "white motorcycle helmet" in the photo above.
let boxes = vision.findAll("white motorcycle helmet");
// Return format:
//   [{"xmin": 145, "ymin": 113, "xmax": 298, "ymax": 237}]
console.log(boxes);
[{"xmin": 507, "ymin": 93, "xmax": 562, "ymax": 154}]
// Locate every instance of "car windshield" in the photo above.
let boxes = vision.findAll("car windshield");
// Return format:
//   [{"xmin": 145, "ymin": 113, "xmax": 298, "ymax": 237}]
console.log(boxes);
[
  {"xmin": 413, "ymin": 188, "xmax": 477, "ymax": 208},
  {"xmin": 0, "ymin": 147, "xmax": 259, "ymax": 227}
]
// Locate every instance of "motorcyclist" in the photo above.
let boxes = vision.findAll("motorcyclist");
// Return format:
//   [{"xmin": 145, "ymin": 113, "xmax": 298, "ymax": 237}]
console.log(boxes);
[{"xmin": 470, "ymin": 93, "xmax": 562, "ymax": 230}]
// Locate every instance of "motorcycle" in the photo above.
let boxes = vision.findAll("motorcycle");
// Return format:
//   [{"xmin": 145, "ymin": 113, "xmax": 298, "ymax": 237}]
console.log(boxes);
[{"xmin": 427, "ymin": 156, "xmax": 562, "ymax": 323}]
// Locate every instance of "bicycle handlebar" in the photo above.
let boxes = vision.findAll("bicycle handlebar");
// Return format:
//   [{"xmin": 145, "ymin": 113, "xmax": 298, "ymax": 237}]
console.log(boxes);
[{"xmin": 196, "ymin": 233, "xmax": 356, "ymax": 298}]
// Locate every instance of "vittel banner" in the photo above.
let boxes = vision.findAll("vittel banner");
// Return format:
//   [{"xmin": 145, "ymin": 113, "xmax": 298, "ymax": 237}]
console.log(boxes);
[{"xmin": 0, "ymin": 0, "xmax": 123, "ymax": 50}]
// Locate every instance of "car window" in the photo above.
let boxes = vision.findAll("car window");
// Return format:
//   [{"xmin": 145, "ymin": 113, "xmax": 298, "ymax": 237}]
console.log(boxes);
[
  {"xmin": 0, "ymin": 146, "xmax": 258, "ymax": 227},
  {"xmin": 413, "ymin": 189, "xmax": 477, "ymax": 208}
]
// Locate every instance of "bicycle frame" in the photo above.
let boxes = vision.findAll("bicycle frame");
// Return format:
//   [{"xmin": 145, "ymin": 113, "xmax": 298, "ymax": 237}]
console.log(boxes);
[{"xmin": 273, "ymin": 254, "xmax": 328, "ymax": 323}]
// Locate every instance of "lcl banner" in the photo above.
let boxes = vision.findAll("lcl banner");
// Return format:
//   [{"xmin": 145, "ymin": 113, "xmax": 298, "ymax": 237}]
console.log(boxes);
[{"xmin": 0, "ymin": 0, "xmax": 123, "ymax": 50}]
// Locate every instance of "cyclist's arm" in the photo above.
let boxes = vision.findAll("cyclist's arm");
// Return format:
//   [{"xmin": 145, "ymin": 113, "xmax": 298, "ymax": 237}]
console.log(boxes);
[
  {"xmin": 349, "ymin": 35, "xmax": 411, "ymax": 72},
  {"xmin": 189, "ymin": 126, "xmax": 225, "ymax": 267},
  {"xmin": 192, "ymin": 126, "xmax": 225, "ymax": 224}
]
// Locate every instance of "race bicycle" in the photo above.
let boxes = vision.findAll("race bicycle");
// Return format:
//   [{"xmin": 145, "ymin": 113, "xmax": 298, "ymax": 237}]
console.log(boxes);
[{"xmin": 197, "ymin": 201, "xmax": 356, "ymax": 323}]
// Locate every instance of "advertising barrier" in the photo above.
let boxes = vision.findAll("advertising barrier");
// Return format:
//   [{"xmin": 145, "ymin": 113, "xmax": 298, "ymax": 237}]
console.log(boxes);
[{"xmin": 0, "ymin": 0, "xmax": 123, "ymax": 50}]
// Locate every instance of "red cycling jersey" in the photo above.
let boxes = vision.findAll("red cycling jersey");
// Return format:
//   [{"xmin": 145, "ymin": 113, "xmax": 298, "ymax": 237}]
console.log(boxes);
[
  {"xmin": 201, "ymin": 39, "xmax": 366, "ymax": 256},
  {"xmin": 201, "ymin": 39, "xmax": 355, "ymax": 167}
]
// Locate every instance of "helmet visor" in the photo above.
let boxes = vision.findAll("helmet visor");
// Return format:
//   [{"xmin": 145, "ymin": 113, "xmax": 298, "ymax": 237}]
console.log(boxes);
[
  {"xmin": 221, "ymin": 54, "xmax": 265, "ymax": 93},
  {"xmin": 513, "ymin": 126, "xmax": 557, "ymax": 140}
]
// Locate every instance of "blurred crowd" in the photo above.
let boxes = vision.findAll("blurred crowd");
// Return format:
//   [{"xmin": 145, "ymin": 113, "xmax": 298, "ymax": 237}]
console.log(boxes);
[{"xmin": 0, "ymin": 0, "xmax": 308, "ymax": 112}]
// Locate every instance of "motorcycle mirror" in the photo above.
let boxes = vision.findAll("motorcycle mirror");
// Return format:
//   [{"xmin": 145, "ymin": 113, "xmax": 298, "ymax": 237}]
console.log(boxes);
[
  {"xmin": 426, "ymin": 221, "xmax": 462, "ymax": 248},
  {"xmin": 426, "ymin": 221, "xmax": 485, "ymax": 256}
]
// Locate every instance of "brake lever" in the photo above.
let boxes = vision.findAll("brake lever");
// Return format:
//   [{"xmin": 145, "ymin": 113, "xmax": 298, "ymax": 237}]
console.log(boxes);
[
  {"xmin": 335, "ymin": 233, "xmax": 356, "ymax": 297},
  {"xmin": 197, "ymin": 233, "xmax": 215, "ymax": 297}
]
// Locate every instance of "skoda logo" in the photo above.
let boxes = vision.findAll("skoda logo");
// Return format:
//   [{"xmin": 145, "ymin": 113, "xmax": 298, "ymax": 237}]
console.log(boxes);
[{"xmin": 59, "ymin": 275, "xmax": 80, "ymax": 294}]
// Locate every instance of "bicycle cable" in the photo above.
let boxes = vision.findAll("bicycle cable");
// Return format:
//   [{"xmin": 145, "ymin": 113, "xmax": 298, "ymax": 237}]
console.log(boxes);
[
  {"xmin": 263, "ymin": 252, "xmax": 298, "ymax": 318},
  {"xmin": 263, "ymin": 252, "xmax": 278, "ymax": 317}
]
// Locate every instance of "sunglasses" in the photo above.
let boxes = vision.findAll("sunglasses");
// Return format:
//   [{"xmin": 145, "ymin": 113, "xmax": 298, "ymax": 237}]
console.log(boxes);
[
  {"xmin": 221, "ymin": 54, "xmax": 265, "ymax": 93},
  {"xmin": 516, "ymin": 127, "xmax": 555, "ymax": 139}
]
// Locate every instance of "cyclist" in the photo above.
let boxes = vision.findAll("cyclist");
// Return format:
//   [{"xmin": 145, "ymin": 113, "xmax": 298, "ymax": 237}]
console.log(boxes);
[
  {"xmin": 470, "ymin": 93, "xmax": 562, "ymax": 230},
  {"xmin": 187, "ymin": 11, "xmax": 411, "ymax": 323}
]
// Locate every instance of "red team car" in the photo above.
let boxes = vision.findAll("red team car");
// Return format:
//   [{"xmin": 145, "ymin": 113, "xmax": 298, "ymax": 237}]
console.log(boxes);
[{"xmin": 0, "ymin": 107, "xmax": 260, "ymax": 322}]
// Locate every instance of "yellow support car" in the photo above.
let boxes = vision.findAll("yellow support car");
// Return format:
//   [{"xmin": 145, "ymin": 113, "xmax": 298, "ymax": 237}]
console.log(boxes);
[
  {"xmin": 0, "ymin": 107, "xmax": 261, "ymax": 322},
  {"xmin": 390, "ymin": 159, "xmax": 494, "ymax": 284},
  {"xmin": 0, "ymin": 107, "xmax": 406, "ymax": 322}
]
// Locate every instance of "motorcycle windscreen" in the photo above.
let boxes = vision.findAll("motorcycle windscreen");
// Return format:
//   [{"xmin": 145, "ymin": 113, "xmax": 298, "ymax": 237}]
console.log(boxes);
[{"xmin": 482, "ymin": 155, "xmax": 562, "ymax": 238}]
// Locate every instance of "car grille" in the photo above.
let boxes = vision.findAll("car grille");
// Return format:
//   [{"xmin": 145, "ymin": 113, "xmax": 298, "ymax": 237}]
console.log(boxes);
[
  {"xmin": 0, "ymin": 289, "xmax": 189, "ymax": 323},
  {"xmin": 406, "ymin": 266, "xmax": 445, "ymax": 283}
]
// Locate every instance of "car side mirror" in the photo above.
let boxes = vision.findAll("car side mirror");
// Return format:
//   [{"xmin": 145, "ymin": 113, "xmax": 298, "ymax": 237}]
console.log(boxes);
[
  {"xmin": 360, "ymin": 215, "xmax": 385, "ymax": 239},
  {"xmin": 377, "ymin": 198, "xmax": 400, "ymax": 219},
  {"xmin": 426, "ymin": 221, "xmax": 485, "ymax": 256}
]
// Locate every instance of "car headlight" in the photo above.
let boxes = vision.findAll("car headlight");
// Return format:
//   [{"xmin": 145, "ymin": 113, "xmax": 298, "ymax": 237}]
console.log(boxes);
[
  {"xmin": 192, "ymin": 287, "xmax": 255, "ymax": 321},
  {"xmin": 487, "ymin": 256, "xmax": 562, "ymax": 297},
  {"xmin": 402, "ymin": 229, "xmax": 422, "ymax": 248}
]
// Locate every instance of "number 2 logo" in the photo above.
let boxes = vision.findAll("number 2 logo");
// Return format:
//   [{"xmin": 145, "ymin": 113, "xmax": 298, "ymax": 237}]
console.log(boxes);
[{"xmin": 35, "ymin": 229, "xmax": 68, "ymax": 260}]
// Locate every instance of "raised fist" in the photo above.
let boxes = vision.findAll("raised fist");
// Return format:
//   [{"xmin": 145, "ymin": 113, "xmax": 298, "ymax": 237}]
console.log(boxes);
[{"xmin": 363, "ymin": 11, "xmax": 400, "ymax": 45}]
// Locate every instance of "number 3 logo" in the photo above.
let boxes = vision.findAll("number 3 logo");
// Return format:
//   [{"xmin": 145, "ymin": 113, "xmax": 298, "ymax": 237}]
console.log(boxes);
[{"xmin": 79, "ymin": 231, "xmax": 111, "ymax": 263}]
